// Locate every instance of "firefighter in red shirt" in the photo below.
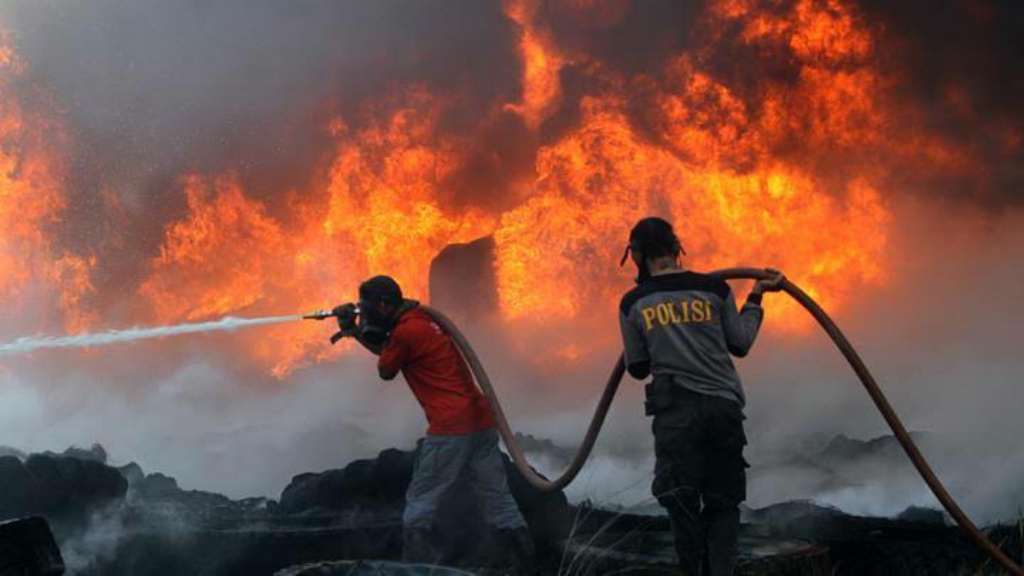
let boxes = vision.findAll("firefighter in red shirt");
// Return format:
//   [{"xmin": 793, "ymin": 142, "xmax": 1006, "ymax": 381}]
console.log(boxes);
[{"xmin": 331, "ymin": 275, "xmax": 533, "ymax": 568}]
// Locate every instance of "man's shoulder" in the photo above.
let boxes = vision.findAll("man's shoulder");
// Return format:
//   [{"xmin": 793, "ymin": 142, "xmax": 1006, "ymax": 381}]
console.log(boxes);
[
  {"xmin": 677, "ymin": 271, "xmax": 731, "ymax": 299},
  {"xmin": 620, "ymin": 283, "xmax": 655, "ymax": 315},
  {"xmin": 619, "ymin": 272, "xmax": 730, "ymax": 314},
  {"xmin": 390, "ymin": 308, "xmax": 426, "ymax": 335},
  {"xmin": 392, "ymin": 308, "xmax": 442, "ymax": 340}
]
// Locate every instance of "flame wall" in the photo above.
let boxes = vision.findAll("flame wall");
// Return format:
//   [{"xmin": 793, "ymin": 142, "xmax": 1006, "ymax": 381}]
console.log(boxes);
[{"xmin": 6, "ymin": 0, "xmax": 1018, "ymax": 378}]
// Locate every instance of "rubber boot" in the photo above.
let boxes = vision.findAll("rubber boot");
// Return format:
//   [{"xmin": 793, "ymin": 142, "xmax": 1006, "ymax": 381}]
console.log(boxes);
[
  {"xmin": 402, "ymin": 527, "xmax": 440, "ymax": 565},
  {"xmin": 667, "ymin": 505, "xmax": 705, "ymax": 575},
  {"xmin": 702, "ymin": 505, "xmax": 740, "ymax": 576}
]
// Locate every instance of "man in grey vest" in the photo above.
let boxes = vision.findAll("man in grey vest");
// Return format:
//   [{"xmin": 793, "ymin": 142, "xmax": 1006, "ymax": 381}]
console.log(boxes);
[{"xmin": 617, "ymin": 217, "xmax": 783, "ymax": 575}]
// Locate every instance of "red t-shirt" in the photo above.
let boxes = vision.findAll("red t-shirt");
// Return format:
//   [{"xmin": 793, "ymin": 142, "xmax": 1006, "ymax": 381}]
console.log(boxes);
[{"xmin": 378, "ymin": 308, "xmax": 496, "ymax": 436}]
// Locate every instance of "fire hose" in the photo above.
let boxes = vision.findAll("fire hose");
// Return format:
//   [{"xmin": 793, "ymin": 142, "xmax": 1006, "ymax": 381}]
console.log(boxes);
[{"xmin": 419, "ymin": 267, "xmax": 1022, "ymax": 575}]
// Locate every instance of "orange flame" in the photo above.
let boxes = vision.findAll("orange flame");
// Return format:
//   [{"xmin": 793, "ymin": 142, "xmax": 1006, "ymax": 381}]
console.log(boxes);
[
  {"xmin": 490, "ymin": 1, "xmax": 896, "ymax": 331},
  {"xmin": 0, "ymin": 31, "xmax": 95, "ymax": 333},
  {"xmin": 503, "ymin": 0, "xmax": 567, "ymax": 128},
  {"xmin": 138, "ymin": 0, "xmax": 906, "ymax": 375},
  {"xmin": 493, "ymin": 96, "xmax": 890, "ymax": 332},
  {"xmin": 139, "ymin": 90, "xmax": 493, "ymax": 376},
  {"xmin": 320, "ymin": 89, "xmax": 494, "ymax": 299},
  {"xmin": 140, "ymin": 175, "xmax": 289, "ymax": 322}
]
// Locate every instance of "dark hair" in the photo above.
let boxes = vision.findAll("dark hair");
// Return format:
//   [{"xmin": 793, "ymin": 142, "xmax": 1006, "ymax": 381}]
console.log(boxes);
[
  {"xmin": 628, "ymin": 217, "xmax": 683, "ymax": 260},
  {"xmin": 359, "ymin": 275, "xmax": 403, "ymax": 306}
]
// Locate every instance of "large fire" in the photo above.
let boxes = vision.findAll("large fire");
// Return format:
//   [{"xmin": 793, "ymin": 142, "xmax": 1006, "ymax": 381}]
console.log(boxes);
[
  {"xmin": 0, "ymin": 32, "xmax": 94, "ymax": 335},
  {"xmin": 493, "ymin": 0, "xmax": 899, "ymax": 332},
  {"xmin": 1, "ymin": 0, "xmax": 994, "ymax": 377},
  {"xmin": 138, "ymin": 90, "xmax": 495, "ymax": 376}
]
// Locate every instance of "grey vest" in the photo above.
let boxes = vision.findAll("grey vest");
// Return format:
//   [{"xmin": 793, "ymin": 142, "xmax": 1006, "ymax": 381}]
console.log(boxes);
[{"xmin": 618, "ymin": 271, "xmax": 763, "ymax": 407}]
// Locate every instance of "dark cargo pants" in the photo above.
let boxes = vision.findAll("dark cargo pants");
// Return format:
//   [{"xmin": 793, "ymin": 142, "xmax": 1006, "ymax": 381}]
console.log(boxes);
[{"xmin": 648, "ymin": 379, "xmax": 748, "ymax": 576}]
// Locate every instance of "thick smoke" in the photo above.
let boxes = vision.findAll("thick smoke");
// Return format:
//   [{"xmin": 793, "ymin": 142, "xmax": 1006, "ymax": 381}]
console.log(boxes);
[
  {"xmin": 858, "ymin": 0, "xmax": 1024, "ymax": 205},
  {"xmin": 0, "ymin": 0, "xmax": 523, "ymax": 305},
  {"xmin": 0, "ymin": 0, "xmax": 1021, "ymax": 526}
]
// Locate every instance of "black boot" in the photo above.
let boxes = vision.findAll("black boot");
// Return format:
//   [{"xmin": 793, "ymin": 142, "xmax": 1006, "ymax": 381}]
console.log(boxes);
[
  {"xmin": 403, "ymin": 527, "xmax": 441, "ymax": 565},
  {"xmin": 702, "ymin": 505, "xmax": 740, "ymax": 576},
  {"xmin": 667, "ymin": 504, "xmax": 705, "ymax": 575}
]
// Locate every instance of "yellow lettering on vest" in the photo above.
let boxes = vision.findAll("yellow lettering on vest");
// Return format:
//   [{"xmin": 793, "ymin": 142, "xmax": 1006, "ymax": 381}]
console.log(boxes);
[
  {"xmin": 641, "ymin": 307, "xmax": 657, "ymax": 331},
  {"xmin": 704, "ymin": 299, "xmax": 712, "ymax": 322},
  {"xmin": 656, "ymin": 303, "xmax": 671, "ymax": 326},
  {"xmin": 679, "ymin": 299, "xmax": 691, "ymax": 322},
  {"xmin": 692, "ymin": 299, "xmax": 706, "ymax": 322},
  {"xmin": 669, "ymin": 302, "xmax": 682, "ymax": 324}
]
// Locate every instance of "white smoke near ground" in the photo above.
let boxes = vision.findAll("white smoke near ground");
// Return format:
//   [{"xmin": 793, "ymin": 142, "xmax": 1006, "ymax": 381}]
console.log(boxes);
[
  {"xmin": 57, "ymin": 504, "xmax": 131, "ymax": 575},
  {"xmin": 0, "ymin": 348, "xmax": 430, "ymax": 499}
]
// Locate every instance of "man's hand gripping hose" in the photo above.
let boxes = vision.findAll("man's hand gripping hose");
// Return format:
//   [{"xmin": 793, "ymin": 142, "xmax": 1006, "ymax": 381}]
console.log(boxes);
[
  {"xmin": 405, "ymin": 268, "xmax": 1021, "ymax": 575},
  {"xmin": 306, "ymin": 304, "xmax": 360, "ymax": 344}
]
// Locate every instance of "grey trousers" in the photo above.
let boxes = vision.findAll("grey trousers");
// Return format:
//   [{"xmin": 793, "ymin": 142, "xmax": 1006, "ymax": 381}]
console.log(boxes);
[{"xmin": 403, "ymin": 427, "xmax": 526, "ymax": 531}]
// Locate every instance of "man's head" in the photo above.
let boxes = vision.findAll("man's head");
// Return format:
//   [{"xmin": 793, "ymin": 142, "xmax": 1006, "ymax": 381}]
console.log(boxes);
[
  {"xmin": 623, "ymin": 217, "xmax": 684, "ymax": 280},
  {"xmin": 359, "ymin": 275, "xmax": 404, "ymax": 321}
]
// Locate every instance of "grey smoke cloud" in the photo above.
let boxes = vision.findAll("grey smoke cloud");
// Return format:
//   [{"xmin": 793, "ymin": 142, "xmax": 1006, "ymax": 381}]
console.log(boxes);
[{"xmin": 0, "ymin": 0, "xmax": 523, "ymax": 292}]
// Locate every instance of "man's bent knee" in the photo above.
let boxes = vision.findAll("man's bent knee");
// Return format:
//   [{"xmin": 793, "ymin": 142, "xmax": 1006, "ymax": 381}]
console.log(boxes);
[
  {"xmin": 403, "ymin": 501, "xmax": 436, "ymax": 529},
  {"xmin": 483, "ymin": 491, "xmax": 527, "ymax": 530}
]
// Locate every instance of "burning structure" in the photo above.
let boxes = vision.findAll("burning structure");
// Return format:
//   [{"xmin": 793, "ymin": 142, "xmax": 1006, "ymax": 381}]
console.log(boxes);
[{"xmin": 0, "ymin": 0, "xmax": 1022, "ymax": 574}]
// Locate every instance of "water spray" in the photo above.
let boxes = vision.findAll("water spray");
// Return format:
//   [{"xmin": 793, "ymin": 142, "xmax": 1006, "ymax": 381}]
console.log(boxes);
[
  {"xmin": 0, "ymin": 306, "xmax": 356, "ymax": 356},
  {"xmin": 0, "ymin": 315, "xmax": 303, "ymax": 355}
]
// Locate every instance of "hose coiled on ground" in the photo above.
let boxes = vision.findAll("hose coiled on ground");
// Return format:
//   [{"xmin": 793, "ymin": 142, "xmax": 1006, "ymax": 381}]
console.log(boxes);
[{"xmin": 423, "ymin": 267, "xmax": 1023, "ymax": 575}]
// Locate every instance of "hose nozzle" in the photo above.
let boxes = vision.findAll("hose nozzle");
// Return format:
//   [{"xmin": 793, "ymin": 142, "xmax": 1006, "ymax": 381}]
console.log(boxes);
[
  {"xmin": 303, "ymin": 309, "xmax": 336, "ymax": 321},
  {"xmin": 303, "ymin": 305, "xmax": 361, "ymax": 321}
]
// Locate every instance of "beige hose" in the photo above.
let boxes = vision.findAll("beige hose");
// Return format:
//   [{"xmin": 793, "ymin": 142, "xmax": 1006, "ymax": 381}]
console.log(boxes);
[{"xmin": 422, "ymin": 267, "xmax": 1023, "ymax": 575}]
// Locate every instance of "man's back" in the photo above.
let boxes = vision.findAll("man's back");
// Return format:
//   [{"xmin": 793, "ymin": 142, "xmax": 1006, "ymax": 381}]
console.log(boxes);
[
  {"xmin": 378, "ymin": 307, "xmax": 496, "ymax": 435},
  {"xmin": 618, "ymin": 271, "xmax": 763, "ymax": 407}
]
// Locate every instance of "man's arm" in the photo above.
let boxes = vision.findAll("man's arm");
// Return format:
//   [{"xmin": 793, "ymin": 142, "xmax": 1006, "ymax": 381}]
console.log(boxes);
[
  {"xmin": 332, "ymin": 325, "xmax": 397, "ymax": 377},
  {"xmin": 721, "ymin": 270, "xmax": 784, "ymax": 357},
  {"xmin": 376, "ymin": 329, "xmax": 410, "ymax": 381},
  {"xmin": 354, "ymin": 332, "xmax": 385, "ymax": 357},
  {"xmin": 721, "ymin": 289, "xmax": 763, "ymax": 358},
  {"xmin": 619, "ymin": 307, "xmax": 651, "ymax": 380}
]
